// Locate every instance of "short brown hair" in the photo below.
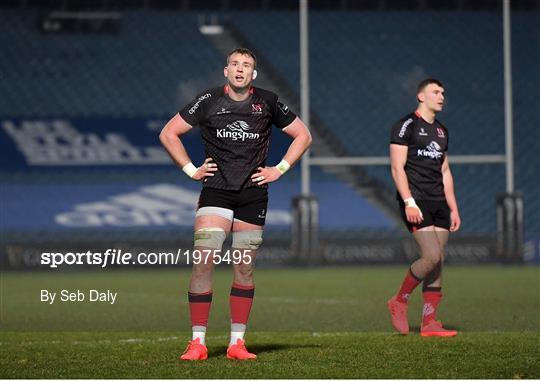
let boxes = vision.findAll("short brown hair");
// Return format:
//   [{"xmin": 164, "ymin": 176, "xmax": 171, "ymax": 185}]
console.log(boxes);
[
  {"xmin": 227, "ymin": 48, "xmax": 257, "ymax": 69},
  {"xmin": 417, "ymin": 78, "xmax": 444, "ymax": 94}
]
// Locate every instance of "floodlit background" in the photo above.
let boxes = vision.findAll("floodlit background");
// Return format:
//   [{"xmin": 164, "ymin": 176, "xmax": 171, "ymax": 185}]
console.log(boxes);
[
  {"xmin": 0, "ymin": 1, "xmax": 539, "ymax": 378},
  {"xmin": 1, "ymin": 1, "xmax": 538, "ymax": 268}
]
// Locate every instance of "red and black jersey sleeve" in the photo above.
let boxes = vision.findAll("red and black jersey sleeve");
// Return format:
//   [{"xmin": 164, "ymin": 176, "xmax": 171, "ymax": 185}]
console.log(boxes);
[
  {"xmin": 390, "ymin": 114, "xmax": 415, "ymax": 145},
  {"xmin": 178, "ymin": 88, "xmax": 217, "ymax": 126},
  {"xmin": 272, "ymin": 98, "xmax": 296, "ymax": 129}
]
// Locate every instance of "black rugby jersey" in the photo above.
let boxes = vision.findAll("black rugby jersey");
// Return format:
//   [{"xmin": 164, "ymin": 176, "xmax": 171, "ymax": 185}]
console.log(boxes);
[
  {"xmin": 179, "ymin": 86, "xmax": 296, "ymax": 190},
  {"xmin": 390, "ymin": 111, "xmax": 449, "ymax": 201}
]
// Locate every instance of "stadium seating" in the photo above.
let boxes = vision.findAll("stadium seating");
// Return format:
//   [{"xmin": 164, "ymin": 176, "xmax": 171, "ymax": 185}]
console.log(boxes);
[
  {"xmin": 232, "ymin": 10, "xmax": 539, "ymax": 236},
  {"xmin": 0, "ymin": 9, "xmax": 537, "ymax": 237},
  {"xmin": 0, "ymin": 10, "xmax": 223, "ymax": 116}
]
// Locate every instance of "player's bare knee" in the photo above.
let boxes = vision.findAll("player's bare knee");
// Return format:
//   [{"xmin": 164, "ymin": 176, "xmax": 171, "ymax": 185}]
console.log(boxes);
[
  {"xmin": 423, "ymin": 253, "xmax": 442, "ymax": 269},
  {"xmin": 233, "ymin": 262, "xmax": 254, "ymax": 283},
  {"xmin": 192, "ymin": 261, "xmax": 214, "ymax": 278},
  {"xmin": 194, "ymin": 227, "xmax": 227, "ymax": 250},
  {"xmin": 234, "ymin": 261, "xmax": 254, "ymax": 276}
]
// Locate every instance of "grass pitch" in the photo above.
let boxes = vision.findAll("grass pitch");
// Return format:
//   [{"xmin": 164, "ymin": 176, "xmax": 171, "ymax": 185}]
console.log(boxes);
[{"xmin": 1, "ymin": 266, "xmax": 539, "ymax": 378}]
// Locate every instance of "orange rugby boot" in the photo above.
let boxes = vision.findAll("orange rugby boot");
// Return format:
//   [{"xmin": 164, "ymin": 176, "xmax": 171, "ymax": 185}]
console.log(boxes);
[
  {"xmin": 421, "ymin": 320, "xmax": 458, "ymax": 337},
  {"xmin": 387, "ymin": 295, "xmax": 409, "ymax": 334},
  {"xmin": 226, "ymin": 339, "xmax": 257, "ymax": 360},
  {"xmin": 180, "ymin": 338, "xmax": 208, "ymax": 360}
]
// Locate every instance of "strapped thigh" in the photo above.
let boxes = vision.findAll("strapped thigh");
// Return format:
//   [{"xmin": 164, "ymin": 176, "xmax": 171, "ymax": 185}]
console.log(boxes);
[{"xmin": 232, "ymin": 230, "xmax": 263, "ymax": 250}]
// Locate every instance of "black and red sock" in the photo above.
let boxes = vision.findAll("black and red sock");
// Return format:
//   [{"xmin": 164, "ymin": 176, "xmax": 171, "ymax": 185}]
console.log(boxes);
[
  {"xmin": 396, "ymin": 268, "xmax": 422, "ymax": 303},
  {"xmin": 188, "ymin": 291, "xmax": 213, "ymax": 344},
  {"xmin": 229, "ymin": 283, "xmax": 255, "ymax": 346},
  {"xmin": 230, "ymin": 283, "xmax": 255, "ymax": 325},
  {"xmin": 422, "ymin": 286, "xmax": 442, "ymax": 326}
]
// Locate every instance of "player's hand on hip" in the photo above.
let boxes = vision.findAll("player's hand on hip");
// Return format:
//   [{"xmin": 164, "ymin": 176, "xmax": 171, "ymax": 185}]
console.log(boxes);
[
  {"xmin": 192, "ymin": 158, "xmax": 218, "ymax": 181},
  {"xmin": 450, "ymin": 209, "xmax": 461, "ymax": 232},
  {"xmin": 251, "ymin": 166, "xmax": 281, "ymax": 185},
  {"xmin": 405, "ymin": 206, "xmax": 424, "ymax": 225}
]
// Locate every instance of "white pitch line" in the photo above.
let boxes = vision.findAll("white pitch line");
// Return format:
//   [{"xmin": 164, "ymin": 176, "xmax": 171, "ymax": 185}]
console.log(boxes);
[
  {"xmin": 117, "ymin": 336, "xmax": 181, "ymax": 344},
  {"xmin": 157, "ymin": 336, "xmax": 180, "ymax": 342},
  {"xmin": 9, "ymin": 336, "xmax": 181, "ymax": 346},
  {"xmin": 7, "ymin": 340, "xmax": 62, "ymax": 346},
  {"xmin": 311, "ymin": 332, "xmax": 356, "ymax": 337},
  {"xmin": 261, "ymin": 297, "xmax": 361, "ymax": 306},
  {"xmin": 118, "ymin": 338, "xmax": 146, "ymax": 343}
]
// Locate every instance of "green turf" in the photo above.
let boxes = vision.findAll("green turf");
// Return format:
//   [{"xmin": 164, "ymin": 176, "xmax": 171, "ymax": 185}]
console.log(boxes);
[
  {"xmin": 1, "ymin": 331, "xmax": 538, "ymax": 378},
  {"xmin": 1, "ymin": 266, "xmax": 539, "ymax": 378}
]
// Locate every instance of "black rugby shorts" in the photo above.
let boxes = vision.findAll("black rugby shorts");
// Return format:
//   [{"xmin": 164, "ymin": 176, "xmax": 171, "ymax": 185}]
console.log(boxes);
[
  {"xmin": 398, "ymin": 199, "xmax": 451, "ymax": 233},
  {"xmin": 197, "ymin": 187, "xmax": 269, "ymax": 226}
]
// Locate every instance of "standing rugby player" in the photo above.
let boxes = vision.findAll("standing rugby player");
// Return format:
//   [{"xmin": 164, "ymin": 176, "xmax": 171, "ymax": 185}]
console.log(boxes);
[
  {"xmin": 160, "ymin": 48, "xmax": 311, "ymax": 359},
  {"xmin": 387, "ymin": 78, "xmax": 461, "ymax": 337}
]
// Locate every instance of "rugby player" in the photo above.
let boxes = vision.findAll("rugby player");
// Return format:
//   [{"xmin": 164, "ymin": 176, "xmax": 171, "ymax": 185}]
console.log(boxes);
[
  {"xmin": 387, "ymin": 78, "xmax": 461, "ymax": 337},
  {"xmin": 160, "ymin": 48, "xmax": 312, "ymax": 359}
]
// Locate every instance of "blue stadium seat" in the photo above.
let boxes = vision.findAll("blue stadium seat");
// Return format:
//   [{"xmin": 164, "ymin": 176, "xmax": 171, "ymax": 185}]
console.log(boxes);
[{"xmin": 0, "ymin": 9, "xmax": 537, "ymax": 238}]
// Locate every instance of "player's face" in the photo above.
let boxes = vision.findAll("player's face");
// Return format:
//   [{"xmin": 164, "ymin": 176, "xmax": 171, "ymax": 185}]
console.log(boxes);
[
  {"xmin": 419, "ymin": 84, "xmax": 445, "ymax": 112},
  {"xmin": 224, "ymin": 53, "xmax": 256, "ymax": 90}
]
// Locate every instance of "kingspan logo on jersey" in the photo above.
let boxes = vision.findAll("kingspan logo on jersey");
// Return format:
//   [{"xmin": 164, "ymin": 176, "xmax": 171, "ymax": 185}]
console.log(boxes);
[
  {"xmin": 217, "ymin": 120, "xmax": 260, "ymax": 141},
  {"xmin": 417, "ymin": 141, "xmax": 443, "ymax": 160}
]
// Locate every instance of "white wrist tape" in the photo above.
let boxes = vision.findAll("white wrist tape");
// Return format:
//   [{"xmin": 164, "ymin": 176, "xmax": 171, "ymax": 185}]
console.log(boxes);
[
  {"xmin": 276, "ymin": 159, "xmax": 291, "ymax": 175},
  {"xmin": 182, "ymin": 162, "xmax": 198, "ymax": 178},
  {"xmin": 404, "ymin": 197, "xmax": 423, "ymax": 218}
]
